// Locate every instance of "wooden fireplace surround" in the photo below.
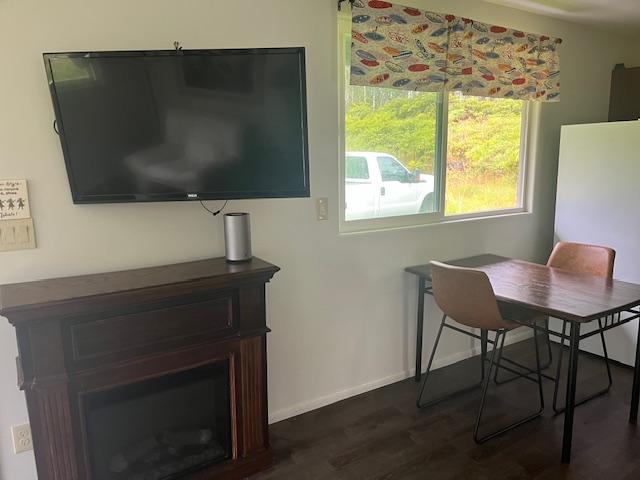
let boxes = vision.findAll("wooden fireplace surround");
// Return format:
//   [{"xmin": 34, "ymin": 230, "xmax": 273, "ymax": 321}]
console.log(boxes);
[{"xmin": 0, "ymin": 257, "xmax": 280, "ymax": 480}]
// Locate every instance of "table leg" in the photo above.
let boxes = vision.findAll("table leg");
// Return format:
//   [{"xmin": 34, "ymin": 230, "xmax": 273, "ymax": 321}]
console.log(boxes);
[
  {"xmin": 561, "ymin": 321, "xmax": 580, "ymax": 463},
  {"xmin": 629, "ymin": 319, "xmax": 640, "ymax": 424},
  {"xmin": 481, "ymin": 329, "xmax": 488, "ymax": 380},
  {"xmin": 415, "ymin": 277, "xmax": 426, "ymax": 382}
]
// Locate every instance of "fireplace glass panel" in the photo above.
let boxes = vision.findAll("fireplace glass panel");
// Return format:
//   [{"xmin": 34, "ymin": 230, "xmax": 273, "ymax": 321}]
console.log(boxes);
[{"xmin": 85, "ymin": 361, "xmax": 231, "ymax": 480}]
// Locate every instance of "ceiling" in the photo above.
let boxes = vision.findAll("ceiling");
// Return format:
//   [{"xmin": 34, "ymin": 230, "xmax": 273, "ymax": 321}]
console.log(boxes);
[{"xmin": 484, "ymin": 0, "xmax": 640, "ymax": 37}]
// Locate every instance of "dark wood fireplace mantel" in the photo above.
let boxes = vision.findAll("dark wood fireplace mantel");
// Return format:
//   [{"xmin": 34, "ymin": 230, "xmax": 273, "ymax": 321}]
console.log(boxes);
[{"xmin": 0, "ymin": 257, "xmax": 280, "ymax": 480}]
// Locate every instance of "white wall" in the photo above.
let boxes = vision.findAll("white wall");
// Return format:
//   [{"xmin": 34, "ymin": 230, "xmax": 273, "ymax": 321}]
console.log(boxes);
[{"xmin": 0, "ymin": 0, "xmax": 638, "ymax": 478}]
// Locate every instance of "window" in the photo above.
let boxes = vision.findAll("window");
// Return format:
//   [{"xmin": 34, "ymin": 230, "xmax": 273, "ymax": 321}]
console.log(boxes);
[
  {"xmin": 346, "ymin": 155, "xmax": 370, "ymax": 180},
  {"xmin": 445, "ymin": 93, "xmax": 525, "ymax": 216},
  {"xmin": 377, "ymin": 156, "xmax": 411, "ymax": 182},
  {"xmin": 338, "ymin": 16, "xmax": 529, "ymax": 229}
]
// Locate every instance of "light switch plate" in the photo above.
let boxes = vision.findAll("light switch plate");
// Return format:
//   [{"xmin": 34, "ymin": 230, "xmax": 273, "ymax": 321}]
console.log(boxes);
[
  {"xmin": 316, "ymin": 198, "xmax": 328, "ymax": 221},
  {"xmin": 11, "ymin": 423, "xmax": 32, "ymax": 454},
  {"xmin": 0, "ymin": 218, "xmax": 36, "ymax": 251}
]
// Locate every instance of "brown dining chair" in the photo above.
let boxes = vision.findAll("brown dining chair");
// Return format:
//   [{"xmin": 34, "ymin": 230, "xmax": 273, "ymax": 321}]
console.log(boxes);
[
  {"xmin": 417, "ymin": 261, "xmax": 544, "ymax": 443},
  {"xmin": 548, "ymin": 241, "xmax": 615, "ymax": 413},
  {"xmin": 547, "ymin": 241, "xmax": 615, "ymax": 278}
]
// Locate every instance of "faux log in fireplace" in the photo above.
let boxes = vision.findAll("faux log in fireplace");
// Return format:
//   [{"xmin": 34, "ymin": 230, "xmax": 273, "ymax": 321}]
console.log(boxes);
[{"xmin": 0, "ymin": 257, "xmax": 280, "ymax": 480}]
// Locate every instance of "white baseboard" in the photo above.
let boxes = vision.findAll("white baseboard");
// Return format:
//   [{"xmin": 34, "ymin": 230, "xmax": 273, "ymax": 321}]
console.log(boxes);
[
  {"xmin": 268, "ymin": 329, "xmax": 532, "ymax": 424},
  {"xmin": 268, "ymin": 370, "xmax": 410, "ymax": 424}
]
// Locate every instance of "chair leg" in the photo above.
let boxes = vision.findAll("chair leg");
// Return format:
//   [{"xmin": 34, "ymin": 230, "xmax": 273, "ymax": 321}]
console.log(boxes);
[
  {"xmin": 493, "ymin": 331, "xmax": 507, "ymax": 384},
  {"xmin": 533, "ymin": 324, "xmax": 546, "ymax": 412},
  {"xmin": 599, "ymin": 318, "xmax": 613, "ymax": 392},
  {"xmin": 494, "ymin": 331, "xmax": 549, "ymax": 386},
  {"xmin": 553, "ymin": 318, "xmax": 614, "ymax": 415},
  {"xmin": 552, "ymin": 320, "xmax": 568, "ymax": 414},
  {"xmin": 544, "ymin": 317, "xmax": 553, "ymax": 369},
  {"xmin": 494, "ymin": 318, "xmax": 553, "ymax": 386},
  {"xmin": 417, "ymin": 315, "xmax": 483, "ymax": 409},
  {"xmin": 480, "ymin": 329, "xmax": 488, "ymax": 381},
  {"xmin": 474, "ymin": 329, "xmax": 544, "ymax": 444},
  {"xmin": 417, "ymin": 315, "xmax": 446, "ymax": 408},
  {"xmin": 474, "ymin": 330, "xmax": 502, "ymax": 443}
]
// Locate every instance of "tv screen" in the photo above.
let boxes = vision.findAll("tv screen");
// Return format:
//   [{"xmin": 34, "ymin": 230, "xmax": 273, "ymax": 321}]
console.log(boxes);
[{"xmin": 43, "ymin": 48, "xmax": 309, "ymax": 203}]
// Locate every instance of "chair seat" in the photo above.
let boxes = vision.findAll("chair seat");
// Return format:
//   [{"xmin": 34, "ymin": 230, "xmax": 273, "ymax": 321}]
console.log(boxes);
[{"xmin": 498, "ymin": 302, "xmax": 546, "ymax": 329}]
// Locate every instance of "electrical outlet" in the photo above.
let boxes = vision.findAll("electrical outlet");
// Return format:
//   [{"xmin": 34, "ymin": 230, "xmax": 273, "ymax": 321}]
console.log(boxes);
[
  {"xmin": 11, "ymin": 423, "xmax": 32, "ymax": 454},
  {"xmin": 316, "ymin": 198, "xmax": 328, "ymax": 221}
]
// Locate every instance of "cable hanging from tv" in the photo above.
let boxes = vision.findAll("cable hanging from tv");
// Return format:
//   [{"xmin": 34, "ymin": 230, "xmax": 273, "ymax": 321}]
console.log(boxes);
[{"xmin": 200, "ymin": 200, "xmax": 228, "ymax": 217}]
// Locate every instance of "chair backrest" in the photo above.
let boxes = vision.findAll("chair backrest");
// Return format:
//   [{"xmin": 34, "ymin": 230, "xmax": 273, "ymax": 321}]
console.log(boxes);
[
  {"xmin": 429, "ymin": 261, "xmax": 512, "ymax": 330},
  {"xmin": 547, "ymin": 242, "xmax": 615, "ymax": 279}
]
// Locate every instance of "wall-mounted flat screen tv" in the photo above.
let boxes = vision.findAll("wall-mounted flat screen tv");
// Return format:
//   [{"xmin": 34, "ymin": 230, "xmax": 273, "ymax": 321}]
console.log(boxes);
[{"xmin": 43, "ymin": 48, "xmax": 309, "ymax": 203}]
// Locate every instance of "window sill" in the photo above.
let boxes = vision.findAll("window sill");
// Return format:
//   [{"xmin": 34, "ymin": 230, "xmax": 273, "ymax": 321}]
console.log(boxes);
[{"xmin": 339, "ymin": 208, "xmax": 531, "ymax": 235}]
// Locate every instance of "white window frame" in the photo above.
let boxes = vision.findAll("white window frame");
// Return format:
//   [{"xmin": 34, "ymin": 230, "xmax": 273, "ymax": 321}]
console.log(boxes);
[{"xmin": 337, "ymin": 14, "xmax": 534, "ymax": 233}]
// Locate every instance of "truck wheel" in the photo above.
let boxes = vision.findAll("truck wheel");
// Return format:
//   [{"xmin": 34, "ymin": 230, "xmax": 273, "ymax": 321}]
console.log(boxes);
[{"xmin": 419, "ymin": 193, "xmax": 434, "ymax": 213}]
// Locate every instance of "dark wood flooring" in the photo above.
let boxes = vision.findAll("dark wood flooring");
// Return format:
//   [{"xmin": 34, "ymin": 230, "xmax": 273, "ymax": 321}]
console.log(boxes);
[{"xmin": 251, "ymin": 338, "xmax": 640, "ymax": 480}]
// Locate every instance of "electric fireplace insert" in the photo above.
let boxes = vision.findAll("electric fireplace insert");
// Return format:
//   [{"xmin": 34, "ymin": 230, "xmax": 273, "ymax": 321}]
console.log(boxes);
[{"xmin": 85, "ymin": 362, "xmax": 231, "ymax": 480}]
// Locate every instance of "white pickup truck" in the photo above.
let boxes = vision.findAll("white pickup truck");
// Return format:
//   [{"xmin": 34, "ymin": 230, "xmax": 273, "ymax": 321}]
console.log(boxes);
[{"xmin": 345, "ymin": 152, "xmax": 435, "ymax": 221}]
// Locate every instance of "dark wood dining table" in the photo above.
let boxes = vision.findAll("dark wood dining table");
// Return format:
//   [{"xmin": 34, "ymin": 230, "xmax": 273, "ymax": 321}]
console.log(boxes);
[{"xmin": 405, "ymin": 254, "xmax": 640, "ymax": 463}]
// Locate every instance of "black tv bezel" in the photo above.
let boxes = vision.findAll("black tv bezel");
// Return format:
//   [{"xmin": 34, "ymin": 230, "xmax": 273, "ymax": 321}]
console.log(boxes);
[{"xmin": 43, "ymin": 47, "xmax": 310, "ymax": 204}]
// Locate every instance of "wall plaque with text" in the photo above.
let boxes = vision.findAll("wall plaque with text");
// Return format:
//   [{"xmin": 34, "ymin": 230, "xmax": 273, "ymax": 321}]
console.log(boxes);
[{"xmin": 0, "ymin": 179, "xmax": 30, "ymax": 220}]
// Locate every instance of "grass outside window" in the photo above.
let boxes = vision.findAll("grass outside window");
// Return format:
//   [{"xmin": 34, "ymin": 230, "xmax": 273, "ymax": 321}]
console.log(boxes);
[{"xmin": 338, "ymin": 15, "xmax": 529, "ymax": 229}]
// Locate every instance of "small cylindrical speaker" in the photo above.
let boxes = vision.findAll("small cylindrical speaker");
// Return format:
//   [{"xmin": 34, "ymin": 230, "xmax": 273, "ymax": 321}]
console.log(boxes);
[{"xmin": 223, "ymin": 213, "xmax": 252, "ymax": 263}]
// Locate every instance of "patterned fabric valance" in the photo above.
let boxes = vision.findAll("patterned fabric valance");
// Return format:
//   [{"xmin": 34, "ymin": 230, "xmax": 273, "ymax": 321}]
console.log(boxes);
[{"xmin": 350, "ymin": 1, "xmax": 562, "ymax": 102}]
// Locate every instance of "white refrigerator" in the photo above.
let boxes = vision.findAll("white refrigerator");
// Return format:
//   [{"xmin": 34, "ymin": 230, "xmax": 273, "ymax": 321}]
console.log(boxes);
[{"xmin": 555, "ymin": 120, "xmax": 640, "ymax": 366}]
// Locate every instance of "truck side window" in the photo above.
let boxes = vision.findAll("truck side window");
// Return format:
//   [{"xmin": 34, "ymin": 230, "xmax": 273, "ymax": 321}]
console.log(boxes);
[
  {"xmin": 377, "ymin": 156, "xmax": 408, "ymax": 182},
  {"xmin": 346, "ymin": 156, "xmax": 370, "ymax": 180}
]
